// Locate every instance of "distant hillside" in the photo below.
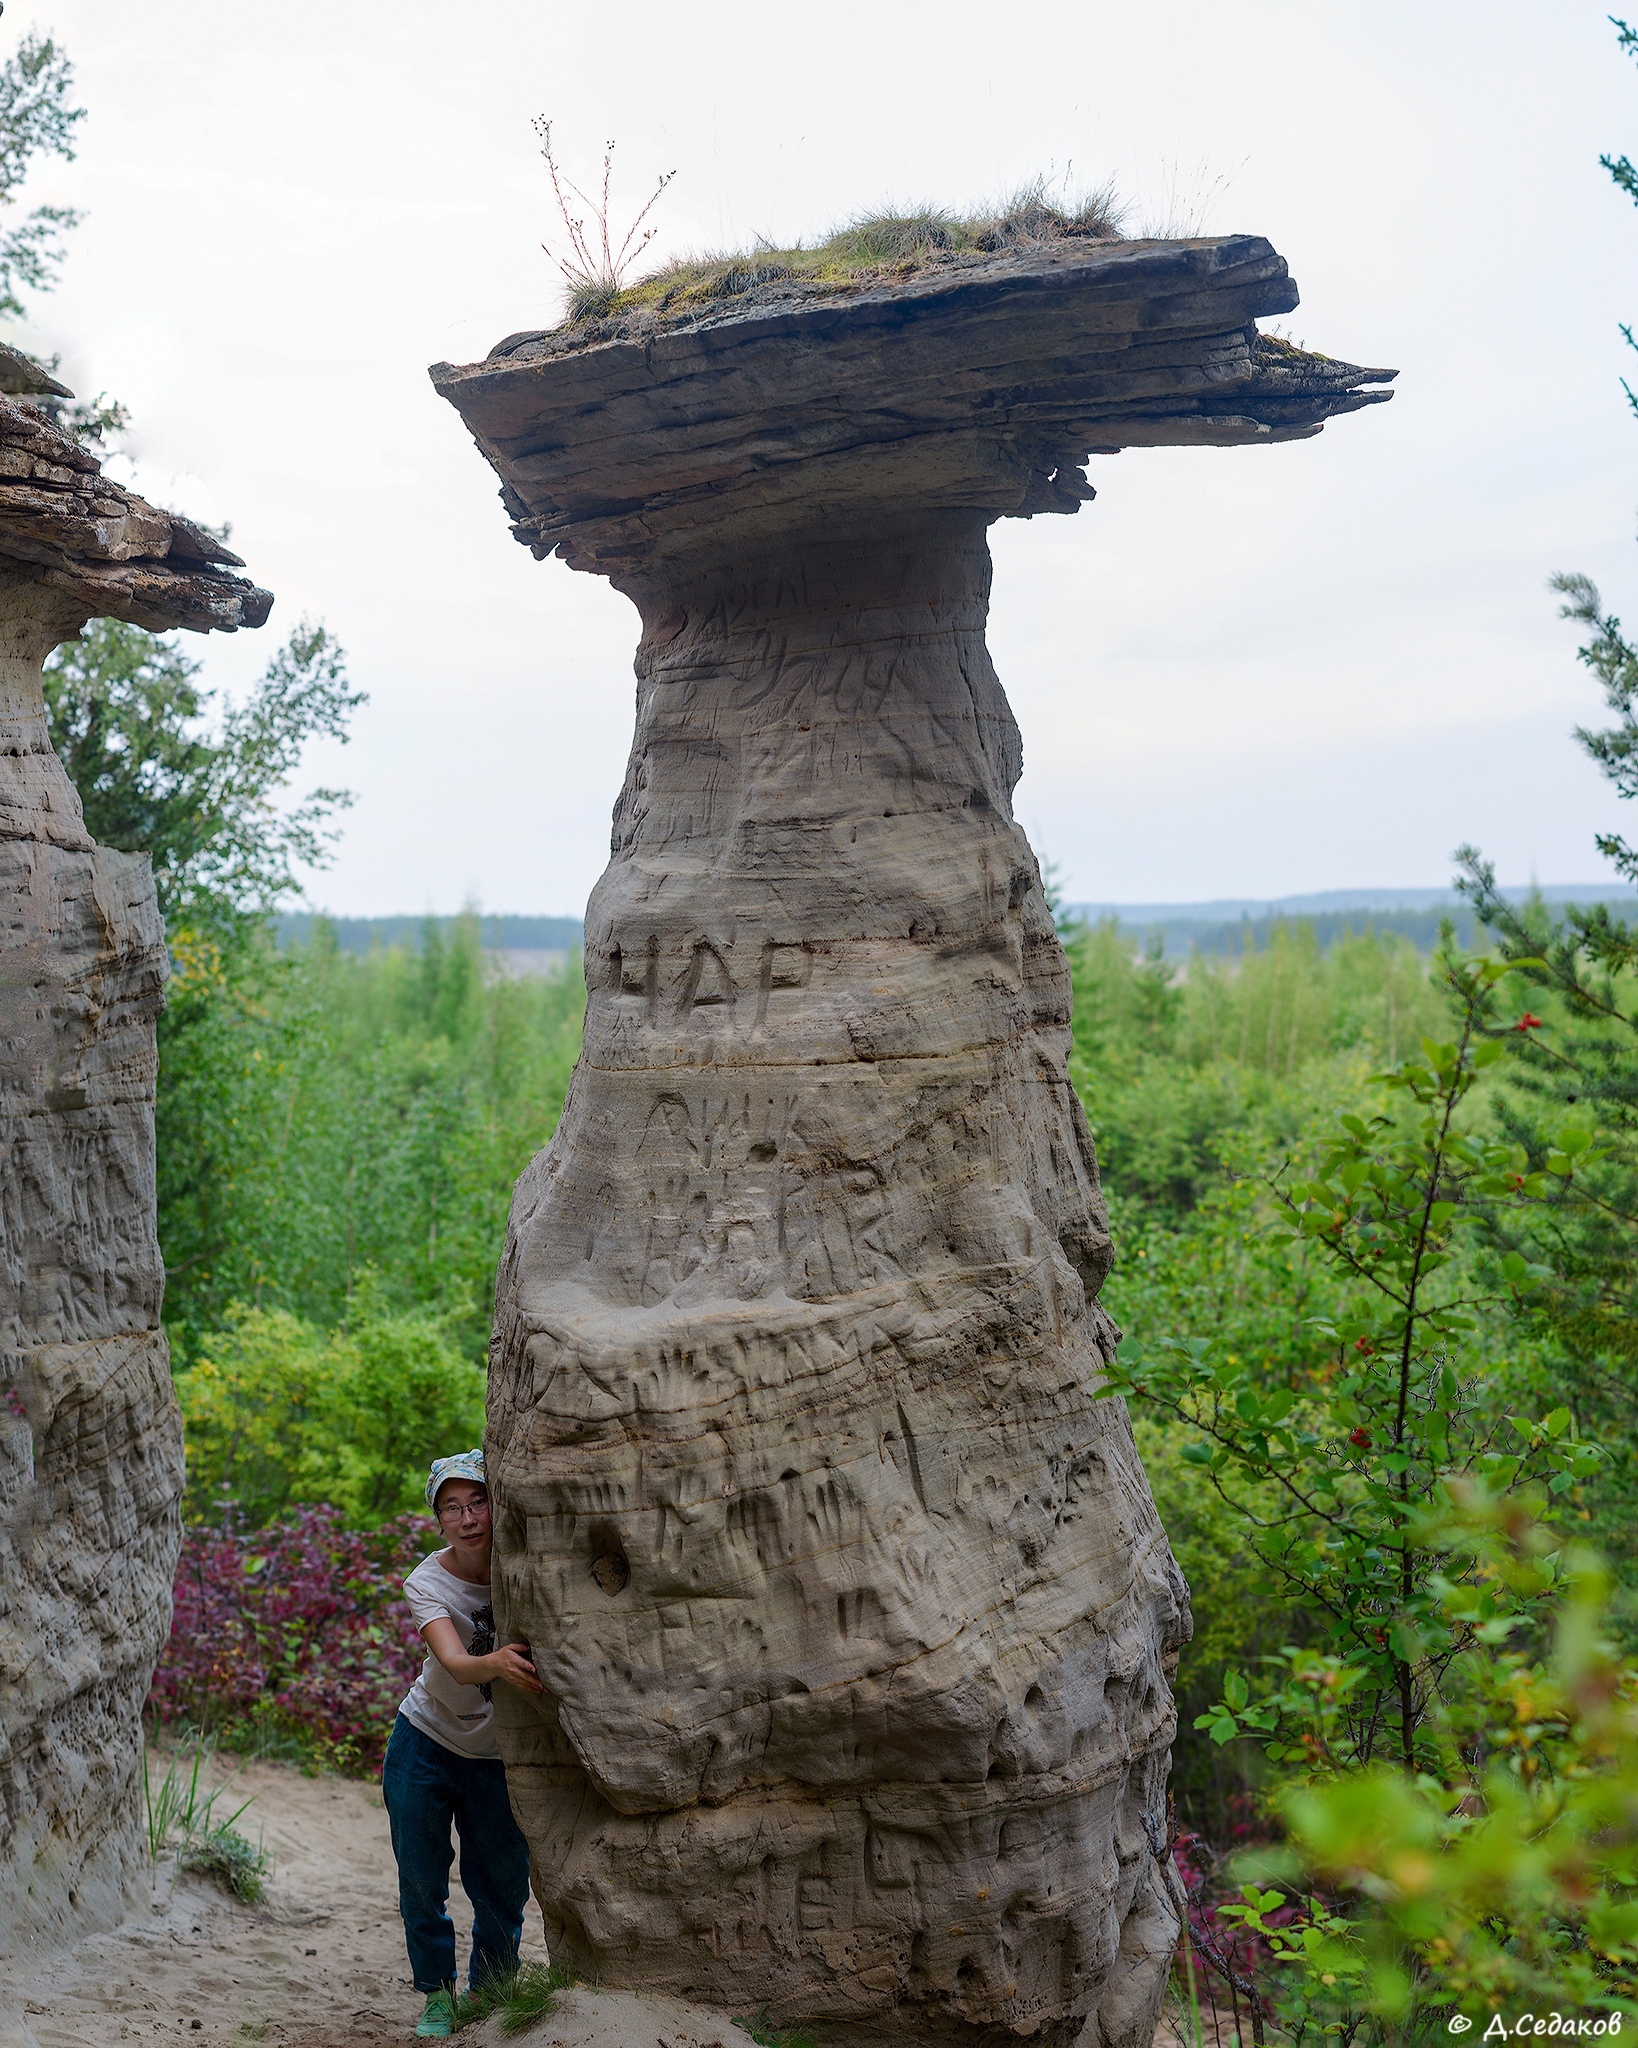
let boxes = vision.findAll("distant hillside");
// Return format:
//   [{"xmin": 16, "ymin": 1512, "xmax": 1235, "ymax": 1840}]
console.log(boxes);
[
  {"xmin": 1065, "ymin": 886, "xmax": 1638, "ymax": 960},
  {"xmin": 1069, "ymin": 885, "xmax": 1634, "ymax": 920},
  {"xmin": 276, "ymin": 912, "xmax": 583, "ymax": 956}
]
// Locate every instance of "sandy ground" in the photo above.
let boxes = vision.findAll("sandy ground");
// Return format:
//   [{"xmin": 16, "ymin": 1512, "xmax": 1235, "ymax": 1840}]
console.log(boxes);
[{"xmin": 4, "ymin": 1746, "xmax": 765, "ymax": 2048}]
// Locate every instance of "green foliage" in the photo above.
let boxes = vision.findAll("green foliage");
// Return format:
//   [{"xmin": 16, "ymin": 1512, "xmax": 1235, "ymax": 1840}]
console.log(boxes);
[
  {"xmin": 1452, "ymin": 858, "xmax": 1638, "ymax": 1584},
  {"xmin": 1106, "ymin": 953, "xmax": 1638, "ymax": 2031},
  {"xmin": 1222, "ymin": 1531, "xmax": 1638, "ymax": 2031},
  {"xmin": 157, "ymin": 917, "xmax": 583, "ymax": 1362},
  {"xmin": 1104, "ymin": 957, "xmax": 1600, "ymax": 1776},
  {"xmin": 173, "ymin": 1293, "xmax": 485, "ymax": 1528},
  {"xmin": 0, "ymin": 29, "xmax": 82, "ymax": 322},
  {"xmin": 1069, "ymin": 916, "xmax": 1472, "ymax": 1828},
  {"xmin": 44, "ymin": 618, "xmax": 365, "ymax": 941},
  {"xmin": 1067, "ymin": 917, "xmax": 1447, "ymax": 1214},
  {"xmin": 178, "ymin": 1822, "xmax": 271, "ymax": 1905}
]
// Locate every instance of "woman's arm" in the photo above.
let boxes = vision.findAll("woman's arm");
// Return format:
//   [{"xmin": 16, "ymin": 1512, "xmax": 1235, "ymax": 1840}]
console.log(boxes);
[{"xmin": 422, "ymin": 1617, "xmax": 545, "ymax": 1694}]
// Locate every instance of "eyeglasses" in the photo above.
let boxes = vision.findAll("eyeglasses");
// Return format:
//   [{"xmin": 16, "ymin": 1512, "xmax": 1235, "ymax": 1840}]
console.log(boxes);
[{"xmin": 437, "ymin": 1498, "xmax": 490, "ymax": 1524}]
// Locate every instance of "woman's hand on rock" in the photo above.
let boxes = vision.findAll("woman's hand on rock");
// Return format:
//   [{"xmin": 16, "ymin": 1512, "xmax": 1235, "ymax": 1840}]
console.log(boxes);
[{"xmin": 488, "ymin": 1643, "xmax": 545, "ymax": 1694}]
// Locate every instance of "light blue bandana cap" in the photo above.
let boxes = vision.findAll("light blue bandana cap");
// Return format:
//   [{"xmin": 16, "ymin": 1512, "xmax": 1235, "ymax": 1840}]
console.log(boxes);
[{"xmin": 426, "ymin": 1448, "xmax": 486, "ymax": 1511}]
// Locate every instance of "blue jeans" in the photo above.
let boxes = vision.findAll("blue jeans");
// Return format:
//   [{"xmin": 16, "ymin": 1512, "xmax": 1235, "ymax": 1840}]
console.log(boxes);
[{"xmin": 381, "ymin": 1713, "xmax": 532, "ymax": 1992}]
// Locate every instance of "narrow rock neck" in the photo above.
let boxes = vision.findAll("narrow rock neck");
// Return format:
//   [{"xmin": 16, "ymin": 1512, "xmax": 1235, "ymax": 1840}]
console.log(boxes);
[
  {"xmin": 593, "ymin": 510, "xmax": 1029, "ymax": 959},
  {"xmin": 557, "ymin": 503, "xmax": 1100, "ymax": 1306},
  {"xmin": 0, "ymin": 571, "xmax": 94, "ymax": 848}
]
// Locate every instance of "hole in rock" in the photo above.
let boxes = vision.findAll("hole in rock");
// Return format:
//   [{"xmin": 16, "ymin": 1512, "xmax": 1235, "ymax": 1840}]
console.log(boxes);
[
  {"xmin": 748, "ymin": 1141, "xmax": 777, "ymax": 1163},
  {"xmin": 590, "ymin": 1550, "xmax": 630, "ymax": 1596},
  {"xmin": 1024, "ymin": 1685, "xmax": 1045, "ymax": 1709}
]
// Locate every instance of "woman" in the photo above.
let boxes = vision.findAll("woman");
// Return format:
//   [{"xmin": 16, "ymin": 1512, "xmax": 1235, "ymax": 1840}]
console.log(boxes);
[{"xmin": 383, "ymin": 1448, "xmax": 543, "ymax": 2039}]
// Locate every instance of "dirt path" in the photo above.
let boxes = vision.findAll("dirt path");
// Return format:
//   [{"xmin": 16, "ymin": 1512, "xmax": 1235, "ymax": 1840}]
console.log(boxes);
[
  {"xmin": 5, "ymin": 1747, "xmax": 783, "ymax": 2048},
  {"xmin": 6, "ymin": 1746, "xmax": 1191, "ymax": 2048},
  {"xmin": 8, "ymin": 1745, "xmax": 534, "ymax": 2046}
]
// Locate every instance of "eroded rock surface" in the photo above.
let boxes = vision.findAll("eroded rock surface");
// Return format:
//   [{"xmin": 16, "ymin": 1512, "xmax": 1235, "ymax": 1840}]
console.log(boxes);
[
  {"xmin": 0, "ymin": 374, "xmax": 270, "ymax": 1963},
  {"xmin": 434, "ymin": 233, "xmax": 1393, "ymax": 2047}
]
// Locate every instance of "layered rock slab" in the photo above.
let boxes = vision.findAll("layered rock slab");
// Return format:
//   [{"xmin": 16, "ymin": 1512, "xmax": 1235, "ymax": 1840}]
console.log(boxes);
[
  {"xmin": 0, "ymin": 374, "xmax": 271, "ymax": 1962},
  {"xmin": 434, "ymin": 232, "xmax": 1393, "ymax": 2046}
]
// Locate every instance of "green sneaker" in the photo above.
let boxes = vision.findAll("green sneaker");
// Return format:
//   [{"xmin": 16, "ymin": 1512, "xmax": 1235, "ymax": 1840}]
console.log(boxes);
[{"xmin": 415, "ymin": 1990, "xmax": 456, "ymax": 2038}]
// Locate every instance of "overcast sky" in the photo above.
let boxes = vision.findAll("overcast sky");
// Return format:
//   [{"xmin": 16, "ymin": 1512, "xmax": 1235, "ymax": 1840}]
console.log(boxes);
[{"xmin": 23, "ymin": 1, "xmax": 1638, "ymax": 914}]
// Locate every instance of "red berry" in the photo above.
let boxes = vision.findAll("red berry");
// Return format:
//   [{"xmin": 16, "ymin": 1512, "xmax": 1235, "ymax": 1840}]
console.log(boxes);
[
  {"xmin": 1349, "ymin": 1426, "xmax": 1372, "ymax": 1450},
  {"xmin": 1515, "ymin": 1013, "xmax": 1544, "ymax": 1033}
]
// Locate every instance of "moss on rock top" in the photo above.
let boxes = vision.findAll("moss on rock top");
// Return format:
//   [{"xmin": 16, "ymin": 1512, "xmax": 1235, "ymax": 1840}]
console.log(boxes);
[{"xmin": 524, "ymin": 183, "xmax": 1127, "ymax": 352}]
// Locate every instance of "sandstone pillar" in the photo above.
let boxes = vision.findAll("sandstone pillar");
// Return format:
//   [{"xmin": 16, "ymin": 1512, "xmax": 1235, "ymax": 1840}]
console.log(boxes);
[
  {"xmin": 0, "ymin": 366, "xmax": 270, "ymax": 1960},
  {"xmin": 434, "ymin": 232, "xmax": 1392, "ymax": 2046}
]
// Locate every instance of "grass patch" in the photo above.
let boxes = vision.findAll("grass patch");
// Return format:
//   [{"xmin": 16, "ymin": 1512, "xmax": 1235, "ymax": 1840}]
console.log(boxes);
[
  {"xmin": 145, "ymin": 1739, "xmax": 251, "ymax": 1859},
  {"xmin": 454, "ymin": 1959, "xmax": 577, "ymax": 2034},
  {"xmin": 179, "ymin": 1822, "xmax": 271, "ymax": 1904},
  {"xmin": 540, "ymin": 176, "xmax": 1127, "ymax": 339},
  {"xmin": 144, "ymin": 1737, "xmax": 272, "ymax": 1903},
  {"xmin": 731, "ymin": 2009, "xmax": 821, "ymax": 2048},
  {"xmin": 151, "ymin": 1700, "xmax": 379, "ymax": 1778}
]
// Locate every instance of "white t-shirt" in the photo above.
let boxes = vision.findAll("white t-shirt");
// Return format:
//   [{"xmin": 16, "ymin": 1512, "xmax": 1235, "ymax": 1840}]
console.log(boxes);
[{"xmin": 398, "ymin": 1550, "xmax": 500, "ymax": 1760}]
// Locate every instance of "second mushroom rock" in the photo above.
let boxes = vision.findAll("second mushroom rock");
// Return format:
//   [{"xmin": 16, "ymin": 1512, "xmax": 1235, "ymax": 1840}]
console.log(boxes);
[{"xmin": 0, "ymin": 351, "xmax": 271, "ymax": 1960}]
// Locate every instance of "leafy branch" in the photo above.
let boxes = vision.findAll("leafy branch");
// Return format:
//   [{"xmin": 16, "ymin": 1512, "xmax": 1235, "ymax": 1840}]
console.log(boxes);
[
  {"xmin": 0, "ymin": 30, "xmax": 83, "ymax": 322},
  {"xmin": 1100, "ymin": 955, "xmax": 1602, "ymax": 1784}
]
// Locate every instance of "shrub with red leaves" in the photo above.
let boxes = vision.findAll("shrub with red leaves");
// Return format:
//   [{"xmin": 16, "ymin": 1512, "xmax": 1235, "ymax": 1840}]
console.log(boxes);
[
  {"xmin": 1172, "ymin": 1823, "xmax": 1289, "ymax": 2039},
  {"xmin": 149, "ymin": 1500, "xmax": 432, "ymax": 1773}
]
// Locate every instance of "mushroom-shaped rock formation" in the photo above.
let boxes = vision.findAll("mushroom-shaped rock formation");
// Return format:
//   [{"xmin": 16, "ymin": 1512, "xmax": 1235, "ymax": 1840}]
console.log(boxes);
[
  {"xmin": 0, "ymin": 358, "xmax": 271, "ymax": 1961},
  {"xmin": 433, "ymin": 234, "xmax": 1392, "ymax": 2048}
]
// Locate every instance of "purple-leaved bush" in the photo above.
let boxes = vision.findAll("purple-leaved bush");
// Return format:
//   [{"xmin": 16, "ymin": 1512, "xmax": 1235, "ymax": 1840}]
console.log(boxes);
[{"xmin": 149, "ymin": 1501, "xmax": 432, "ymax": 1773}]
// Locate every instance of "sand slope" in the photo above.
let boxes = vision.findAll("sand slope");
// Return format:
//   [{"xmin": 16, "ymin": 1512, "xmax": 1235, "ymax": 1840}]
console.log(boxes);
[{"xmin": 3, "ymin": 1748, "xmax": 762, "ymax": 2048}]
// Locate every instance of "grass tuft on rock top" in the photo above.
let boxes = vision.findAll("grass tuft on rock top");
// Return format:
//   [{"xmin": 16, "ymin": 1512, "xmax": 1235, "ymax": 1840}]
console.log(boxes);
[{"xmin": 549, "ymin": 177, "xmax": 1127, "ymax": 335}]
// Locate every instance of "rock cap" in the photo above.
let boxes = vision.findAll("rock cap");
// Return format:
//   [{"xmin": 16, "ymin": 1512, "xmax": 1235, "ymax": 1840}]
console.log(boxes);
[
  {"xmin": 432, "ymin": 232, "xmax": 1395, "ymax": 570},
  {"xmin": 0, "ymin": 386, "xmax": 271, "ymax": 635}
]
